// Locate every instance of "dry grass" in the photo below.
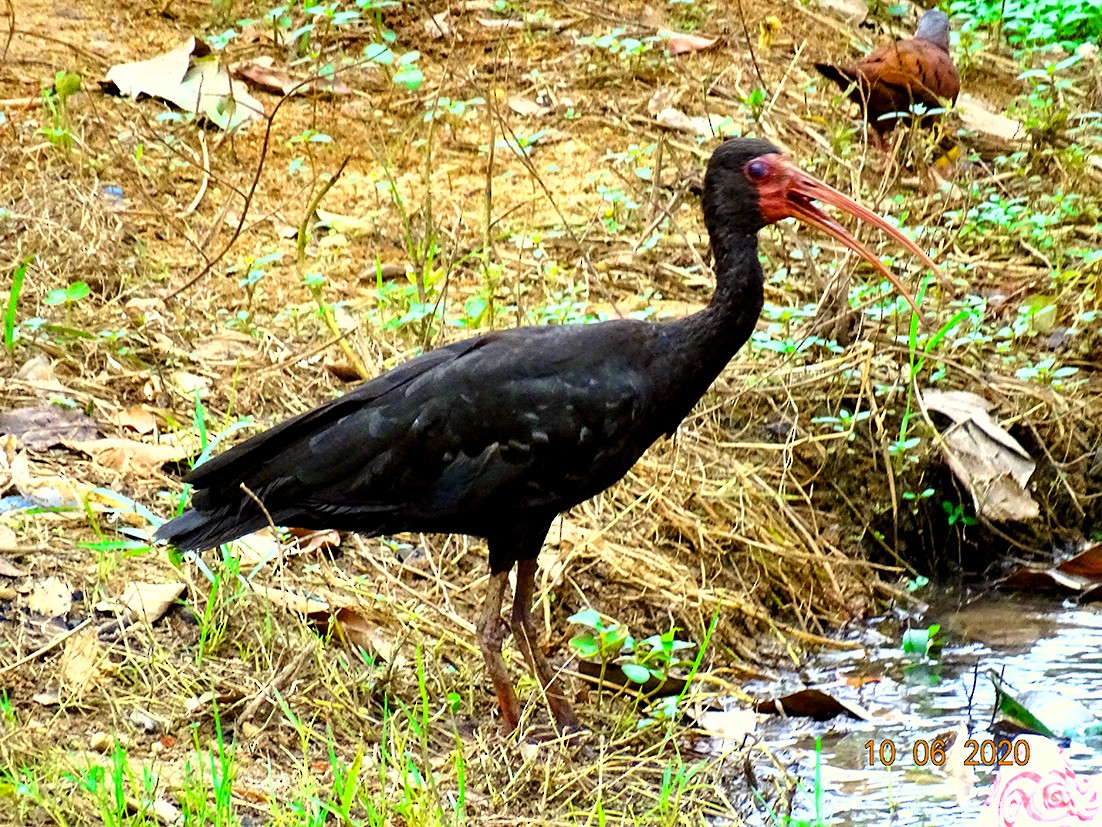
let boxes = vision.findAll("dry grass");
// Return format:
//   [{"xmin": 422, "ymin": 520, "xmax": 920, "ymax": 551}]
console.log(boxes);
[{"xmin": 1, "ymin": 0, "xmax": 1101, "ymax": 823}]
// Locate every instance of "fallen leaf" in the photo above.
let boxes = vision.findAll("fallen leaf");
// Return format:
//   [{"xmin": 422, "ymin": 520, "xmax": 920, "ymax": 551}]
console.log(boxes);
[
  {"xmin": 58, "ymin": 626, "xmax": 109, "ymax": 695},
  {"xmin": 27, "ymin": 576, "xmax": 73, "ymax": 617},
  {"xmin": 105, "ymin": 37, "xmax": 264, "ymax": 130},
  {"xmin": 291, "ymin": 528, "xmax": 342, "ymax": 555},
  {"xmin": 0, "ymin": 406, "xmax": 100, "ymax": 450},
  {"xmin": 331, "ymin": 606, "xmax": 402, "ymax": 664},
  {"xmin": 97, "ymin": 582, "xmax": 185, "ymax": 624},
  {"xmin": 111, "ymin": 406, "xmax": 158, "ymax": 435},
  {"xmin": 10, "ymin": 449, "xmax": 93, "ymax": 509},
  {"xmin": 424, "ymin": 10, "xmax": 454, "ymax": 39},
  {"xmin": 653, "ymin": 105, "xmax": 738, "ymax": 137},
  {"xmin": 753, "ymin": 688, "xmax": 873, "ymax": 721},
  {"xmin": 507, "ymin": 95, "xmax": 552, "ymax": 117},
  {"xmin": 817, "ymin": 0, "xmax": 867, "ymax": 23},
  {"xmin": 169, "ymin": 371, "xmax": 211, "ymax": 398},
  {"xmin": 957, "ymin": 93, "xmax": 1024, "ymax": 143},
  {"xmin": 0, "ymin": 555, "xmax": 26, "ymax": 577},
  {"xmin": 65, "ymin": 437, "xmax": 194, "ymax": 475},
  {"xmin": 921, "ymin": 389, "xmax": 1039, "ymax": 522},
  {"xmin": 232, "ymin": 55, "xmax": 351, "ymax": 97},
  {"xmin": 663, "ymin": 31, "xmax": 719, "ymax": 55},
  {"xmin": 227, "ymin": 529, "xmax": 282, "ymax": 567},
  {"xmin": 694, "ymin": 707, "xmax": 757, "ymax": 740},
  {"xmin": 0, "ymin": 522, "xmax": 15, "ymax": 548},
  {"xmin": 315, "ymin": 207, "xmax": 377, "ymax": 237}
]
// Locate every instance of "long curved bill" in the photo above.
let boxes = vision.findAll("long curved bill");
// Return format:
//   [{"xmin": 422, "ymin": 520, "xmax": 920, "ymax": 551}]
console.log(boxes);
[{"xmin": 770, "ymin": 158, "xmax": 948, "ymax": 319}]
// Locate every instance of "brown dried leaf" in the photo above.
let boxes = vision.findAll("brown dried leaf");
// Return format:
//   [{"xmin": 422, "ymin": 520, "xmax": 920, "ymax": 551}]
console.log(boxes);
[
  {"xmin": 0, "ymin": 555, "xmax": 26, "ymax": 577},
  {"xmin": 105, "ymin": 37, "xmax": 264, "ymax": 130},
  {"xmin": 507, "ymin": 95, "xmax": 552, "ymax": 117},
  {"xmin": 921, "ymin": 389, "xmax": 1039, "ymax": 523},
  {"xmin": 0, "ymin": 406, "xmax": 100, "ymax": 450},
  {"xmin": 27, "ymin": 576, "xmax": 73, "ymax": 617},
  {"xmin": 332, "ymin": 606, "xmax": 401, "ymax": 663},
  {"xmin": 58, "ymin": 626, "xmax": 109, "ymax": 695},
  {"xmin": 65, "ymin": 438, "xmax": 193, "ymax": 475},
  {"xmin": 753, "ymin": 688, "xmax": 873, "ymax": 721},
  {"xmin": 111, "ymin": 406, "xmax": 158, "ymax": 435},
  {"xmin": 232, "ymin": 55, "xmax": 352, "ymax": 97},
  {"xmin": 98, "ymin": 582, "xmax": 185, "ymax": 624},
  {"xmin": 424, "ymin": 10, "xmax": 454, "ymax": 39},
  {"xmin": 663, "ymin": 31, "xmax": 719, "ymax": 56}
]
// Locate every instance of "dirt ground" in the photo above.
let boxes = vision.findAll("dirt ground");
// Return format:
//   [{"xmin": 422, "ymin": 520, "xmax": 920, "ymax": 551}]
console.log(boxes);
[{"xmin": 1, "ymin": 0, "xmax": 1100, "ymax": 824}]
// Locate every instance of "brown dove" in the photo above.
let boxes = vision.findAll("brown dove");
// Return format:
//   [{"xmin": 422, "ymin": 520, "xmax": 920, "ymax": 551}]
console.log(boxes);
[{"xmin": 816, "ymin": 9, "xmax": 960, "ymax": 140}]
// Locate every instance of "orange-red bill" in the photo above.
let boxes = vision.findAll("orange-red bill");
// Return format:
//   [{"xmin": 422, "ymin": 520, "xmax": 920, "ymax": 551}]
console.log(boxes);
[{"xmin": 759, "ymin": 157, "xmax": 948, "ymax": 320}]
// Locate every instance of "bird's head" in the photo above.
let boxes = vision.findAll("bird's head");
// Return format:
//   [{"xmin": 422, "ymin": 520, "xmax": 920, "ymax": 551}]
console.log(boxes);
[
  {"xmin": 915, "ymin": 9, "xmax": 952, "ymax": 52},
  {"xmin": 703, "ymin": 138, "xmax": 943, "ymax": 315}
]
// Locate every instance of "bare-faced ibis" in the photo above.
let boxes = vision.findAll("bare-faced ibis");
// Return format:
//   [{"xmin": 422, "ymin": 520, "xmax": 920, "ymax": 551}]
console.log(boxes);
[
  {"xmin": 816, "ymin": 10, "xmax": 960, "ymax": 142},
  {"xmin": 156, "ymin": 138, "xmax": 939, "ymax": 734}
]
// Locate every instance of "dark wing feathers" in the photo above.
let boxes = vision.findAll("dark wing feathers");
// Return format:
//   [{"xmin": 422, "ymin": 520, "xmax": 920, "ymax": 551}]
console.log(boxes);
[{"xmin": 157, "ymin": 322, "xmax": 659, "ymax": 551}]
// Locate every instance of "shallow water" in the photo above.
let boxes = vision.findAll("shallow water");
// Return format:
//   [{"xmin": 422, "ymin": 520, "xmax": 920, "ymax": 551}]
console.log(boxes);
[{"xmin": 756, "ymin": 593, "xmax": 1102, "ymax": 826}]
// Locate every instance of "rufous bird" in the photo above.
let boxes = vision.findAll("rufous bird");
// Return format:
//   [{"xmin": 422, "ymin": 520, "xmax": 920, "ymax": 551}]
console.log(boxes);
[{"xmin": 815, "ymin": 9, "xmax": 960, "ymax": 142}]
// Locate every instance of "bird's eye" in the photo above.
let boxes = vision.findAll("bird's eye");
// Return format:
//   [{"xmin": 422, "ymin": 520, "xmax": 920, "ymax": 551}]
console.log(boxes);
[{"xmin": 746, "ymin": 160, "xmax": 770, "ymax": 181}]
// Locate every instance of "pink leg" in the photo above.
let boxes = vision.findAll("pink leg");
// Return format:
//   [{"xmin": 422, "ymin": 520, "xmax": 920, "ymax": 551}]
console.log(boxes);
[
  {"xmin": 476, "ymin": 571, "xmax": 521, "ymax": 732},
  {"xmin": 509, "ymin": 558, "xmax": 580, "ymax": 733}
]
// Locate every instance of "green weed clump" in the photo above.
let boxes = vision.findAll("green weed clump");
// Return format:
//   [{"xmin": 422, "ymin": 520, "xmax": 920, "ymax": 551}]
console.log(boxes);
[{"xmin": 951, "ymin": 0, "xmax": 1102, "ymax": 49}]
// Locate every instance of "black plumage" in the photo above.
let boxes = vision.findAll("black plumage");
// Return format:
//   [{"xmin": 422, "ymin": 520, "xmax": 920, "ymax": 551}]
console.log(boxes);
[{"xmin": 157, "ymin": 138, "xmax": 937, "ymax": 733}]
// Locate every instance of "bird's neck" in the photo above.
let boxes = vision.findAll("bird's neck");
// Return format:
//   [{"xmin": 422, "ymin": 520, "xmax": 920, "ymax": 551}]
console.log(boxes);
[
  {"xmin": 657, "ymin": 235, "xmax": 764, "ymax": 402},
  {"xmin": 681, "ymin": 235, "xmax": 764, "ymax": 360}
]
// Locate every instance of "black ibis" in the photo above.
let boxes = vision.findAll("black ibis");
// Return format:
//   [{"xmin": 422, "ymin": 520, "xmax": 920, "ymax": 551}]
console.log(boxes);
[{"xmin": 156, "ymin": 138, "xmax": 938, "ymax": 734}]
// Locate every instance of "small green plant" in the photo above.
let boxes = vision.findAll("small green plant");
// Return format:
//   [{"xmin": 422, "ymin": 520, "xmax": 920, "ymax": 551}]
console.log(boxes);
[
  {"xmin": 942, "ymin": 500, "xmax": 978, "ymax": 527},
  {"xmin": 4, "ymin": 256, "xmax": 30, "ymax": 354},
  {"xmin": 810, "ymin": 407, "xmax": 871, "ymax": 438},
  {"xmin": 902, "ymin": 624, "xmax": 941, "ymax": 657},
  {"xmin": 568, "ymin": 609, "xmax": 696, "ymax": 685},
  {"xmin": 39, "ymin": 70, "xmax": 81, "ymax": 151},
  {"xmin": 44, "ymin": 280, "xmax": 90, "ymax": 308},
  {"xmin": 1015, "ymin": 55, "xmax": 1081, "ymax": 137}
]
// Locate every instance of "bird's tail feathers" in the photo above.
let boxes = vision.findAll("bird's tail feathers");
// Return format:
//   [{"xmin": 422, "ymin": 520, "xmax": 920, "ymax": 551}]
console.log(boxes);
[
  {"xmin": 154, "ymin": 508, "xmax": 268, "ymax": 553},
  {"xmin": 815, "ymin": 62, "xmax": 859, "ymax": 92}
]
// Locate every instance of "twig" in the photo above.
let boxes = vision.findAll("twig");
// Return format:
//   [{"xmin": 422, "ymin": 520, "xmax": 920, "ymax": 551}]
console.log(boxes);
[{"xmin": 0, "ymin": 618, "xmax": 93, "ymax": 676}]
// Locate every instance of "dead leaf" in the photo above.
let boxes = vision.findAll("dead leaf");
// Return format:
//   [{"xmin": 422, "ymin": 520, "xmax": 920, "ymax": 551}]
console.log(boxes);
[
  {"xmin": 506, "ymin": 95, "xmax": 552, "ymax": 117},
  {"xmin": 999, "ymin": 543, "xmax": 1102, "ymax": 594},
  {"xmin": 105, "ymin": 37, "xmax": 264, "ymax": 130},
  {"xmin": 424, "ymin": 10, "xmax": 454, "ymax": 39},
  {"xmin": 654, "ymin": 105, "xmax": 738, "ymax": 137},
  {"xmin": 921, "ymin": 389, "xmax": 1039, "ymax": 522},
  {"xmin": 27, "ymin": 576, "xmax": 73, "ymax": 617},
  {"xmin": 817, "ymin": 0, "xmax": 867, "ymax": 23},
  {"xmin": 97, "ymin": 582, "xmax": 185, "ymax": 624},
  {"xmin": 315, "ymin": 207, "xmax": 377, "ymax": 237},
  {"xmin": 0, "ymin": 555, "xmax": 26, "ymax": 577},
  {"xmin": 249, "ymin": 584, "xmax": 330, "ymax": 615},
  {"xmin": 227, "ymin": 529, "xmax": 282, "ymax": 567},
  {"xmin": 290, "ymin": 528, "xmax": 342, "ymax": 555},
  {"xmin": 232, "ymin": 55, "xmax": 351, "ymax": 97},
  {"xmin": 0, "ymin": 434, "xmax": 16, "ymax": 493},
  {"xmin": 65, "ymin": 437, "xmax": 194, "ymax": 475},
  {"xmin": 331, "ymin": 606, "xmax": 402, "ymax": 663},
  {"xmin": 0, "ymin": 406, "xmax": 100, "ymax": 450},
  {"xmin": 169, "ymin": 370, "xmax": 212, "ymax": 398},
  {"xmin": 0, "ymin": 522, "xmax": 15, "ymax": 549},
  {"xmin": 753, "ymin": 688, "xmax": 873, "ymax": 721},
  {"xmin": 957, "ymin": 93, "xmax": 1024, "ymax": 143},
  {"xmin": 694, "ymin": 707, "xmax": 756, "ymax": 740},
  {"xmin": 10, "ymin": 449, "xmax": 93, "ymax": 509},
  {"xmin": 111, "ymin": 406, "xmax": 158, "ymax": 435},
  {"xmin": 663, "ymin": 31, "xmax": 719, "ymax": 55},
  {"xmin": 58, "ymin": 626, "xmax": 109, "ymax": 695}
]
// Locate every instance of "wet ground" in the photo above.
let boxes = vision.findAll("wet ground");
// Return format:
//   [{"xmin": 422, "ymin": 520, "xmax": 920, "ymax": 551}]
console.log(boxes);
[{"xmin": 758, "ymin": 592, "xmax": 1102, "ymax": 825}]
